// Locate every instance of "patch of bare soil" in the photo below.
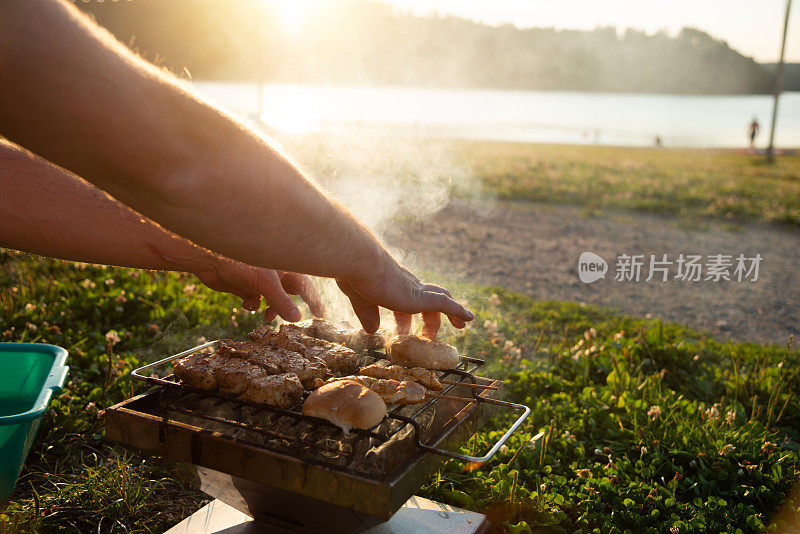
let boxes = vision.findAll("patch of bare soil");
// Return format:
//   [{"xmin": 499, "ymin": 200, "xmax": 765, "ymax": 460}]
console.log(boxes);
[{"xmin": 385, "ymin": 200, "xmax": 799, "ymax": 346}]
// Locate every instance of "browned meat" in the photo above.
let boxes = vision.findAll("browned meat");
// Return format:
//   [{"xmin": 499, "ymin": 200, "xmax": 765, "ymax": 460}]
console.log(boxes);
[
  {"xmin": 217, "ymin": 338, "xmax": 327, "ymax": 389},
  {"xmin": 240, "ymin": 372, "xmax": 303, "ymax": 408},
  {"xmin": 173, "ymin": 347, "xmax": 308, "ymax": 407},
  {"xmin": 248, "ymin": 348, "xmax": 326, "ymax": 390},
  {"xmin": 249, "ymin": 325, "xmax": 359, "ymax": 374},
  {"xmin": 278, "ymin": 320, "xmax": 316, "ymax": 337},
  {"xmin": 173, "ymin": 353, "xmax": 217, "ymax": 390},
  {"xmin": 247, "ymin": 325, "xmax": 271, "ymax": 342},
  {"xmin": 282, "ymin": 319, "xmax": 385, "ymax": 352},
  {"xmin": 217, "ymin": 339, "xmax": 279, "ymax": 371},
  {"xmin": 327, "ymin": 375, "xmax": 427, "ymax": 405},
  {"xmin": 214, "ymin": 357, "xmax": 266, "ymax": 396},
  {"xmin": 303, "ymin": 343, "xmax": 359, "ymax": 375},
  {"xmin": 359, "ymin": 363, "xmax": 443, "ymax": 391}
]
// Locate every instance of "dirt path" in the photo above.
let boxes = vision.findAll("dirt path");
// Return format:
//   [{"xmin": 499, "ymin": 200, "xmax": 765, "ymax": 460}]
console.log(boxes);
[{"xmin": 385, "ymin": 200, "xmax": 800, "ymax": 346}]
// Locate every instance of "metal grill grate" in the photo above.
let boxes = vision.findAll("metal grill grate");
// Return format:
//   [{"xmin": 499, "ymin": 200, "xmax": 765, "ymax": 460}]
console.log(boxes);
[{"xmin": 131, "ymin": 340, "xmax": 529, "ymax": 469}]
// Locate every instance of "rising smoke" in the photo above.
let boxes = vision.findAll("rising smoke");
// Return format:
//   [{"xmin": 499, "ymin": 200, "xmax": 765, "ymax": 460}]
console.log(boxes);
[{"xmin": 275, "ymin": 128, "xmax": 486, "ymax": 328}]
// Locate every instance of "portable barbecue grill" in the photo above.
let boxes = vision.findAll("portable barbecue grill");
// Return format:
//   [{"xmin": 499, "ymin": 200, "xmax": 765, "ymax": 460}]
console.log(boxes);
[{"xmin": 105, "ymin": 340, "xmax": 531, "ymax": 533}]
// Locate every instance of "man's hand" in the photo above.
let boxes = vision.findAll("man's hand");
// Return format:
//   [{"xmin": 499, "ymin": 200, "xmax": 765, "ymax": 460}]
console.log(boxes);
[
  {"xmin": 196, "ymin": 262, "xmax": 324, "ymax": 323},
  {"xmin": 337, "ymin": 257, "xmax": 473, "ymax": 339}
]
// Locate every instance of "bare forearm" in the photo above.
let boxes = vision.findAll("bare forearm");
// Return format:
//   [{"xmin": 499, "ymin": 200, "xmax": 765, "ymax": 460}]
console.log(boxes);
[
  {"xmin": 0, "ymin": 0, "xmax": 387, "ymax": 279},
  {"xmin": 0, "ymin": 140, "xmax": 217, "ymax": 274}
]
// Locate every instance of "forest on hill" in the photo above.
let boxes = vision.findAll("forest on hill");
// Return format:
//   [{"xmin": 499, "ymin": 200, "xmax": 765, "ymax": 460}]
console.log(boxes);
[
  {"xmin": 765, "ymin": 63, "xmax": 800, "ymax": 91},
  {"xmin": 76, "ymin": 0, "xmax": 775, "ymax": 94}
]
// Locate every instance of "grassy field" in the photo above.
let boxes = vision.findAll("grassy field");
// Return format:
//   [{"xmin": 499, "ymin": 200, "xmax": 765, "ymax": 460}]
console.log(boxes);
[
  {"xmin": 1, "ymin": 250, "xmax": 798, "ymax": 533},
  {"xmin": 452, "ymin": 142, "xmax": 800, "ymax": 226},
  {"xmin": 285, "ymin": 135, "xmax": 800, "ymax": 227}
]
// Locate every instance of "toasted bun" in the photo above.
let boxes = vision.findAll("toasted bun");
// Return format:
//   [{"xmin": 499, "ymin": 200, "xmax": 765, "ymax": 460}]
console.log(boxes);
[
  {"xmin": 302, "ymin": 379, "xmax": 386, "ymax": 434},
  {"xmin": 386, "ymin": 335, "xmax": 460, "ymax": 370}
]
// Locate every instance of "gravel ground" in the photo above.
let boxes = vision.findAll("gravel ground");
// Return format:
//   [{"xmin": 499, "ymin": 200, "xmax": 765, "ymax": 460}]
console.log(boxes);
[{"xmin": 386, "ymin": 200, "xmax": 800, "ymax": 346}]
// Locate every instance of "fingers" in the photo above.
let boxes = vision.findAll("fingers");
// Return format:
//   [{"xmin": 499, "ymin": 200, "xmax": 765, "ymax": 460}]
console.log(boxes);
[
  {"xmin": 241, "ymin": 295, "xmax": 261, "ymax": 311},
  {"xmin": 263, "ymin": 306, "xmax": 278, "ymax": 322},
  {"xmin": 418, "ymin": 284, "xmax": 474, "ymax": 322},
  {"xmin": 337, "ymin": 279, "xmax": 381, "ymax": 333},
  {"xmin": 280, "ymin": 272, "xmax": 325, "ymax": 318},
  {"xmin": 421, "ymin": 311, "xmax": 441, "ymax": 340},
  {"xmin": 347, "ymin": 295, "xmax": 380, "ymax": 333},
  {"xmin": 447, "ymin": 314, "xmax": 467, "ymax": 329},
  {"xmin": 254, "ymin": 269, "xmax": 301, "ymax": 322},
  {"xmin": 204, "ymin": 261, "xmax": 303, "ymax": 321},
  {"xmin": 393, "ymin": 311, "xmax": 412, "ymax": 335},
  {"xmin": 334, "ymin": 274, "xmax": 473, "ymax": 338},
  {"xmin": 395, "ymin": 310, "xmax": 463, "ymax": 338},
  {"xmin": 419, "ymin": 284, "xmax": 463, "ymax": 334},
  {"xmin": 422, "ymin": 283, "xmax": 452, "ymax": 298}
]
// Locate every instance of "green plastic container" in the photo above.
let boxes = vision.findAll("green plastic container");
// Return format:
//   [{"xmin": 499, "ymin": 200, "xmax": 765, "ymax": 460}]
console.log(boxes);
[{"xmin": 0, "ymin": 343, "xmax": 69, "ymax": 501}]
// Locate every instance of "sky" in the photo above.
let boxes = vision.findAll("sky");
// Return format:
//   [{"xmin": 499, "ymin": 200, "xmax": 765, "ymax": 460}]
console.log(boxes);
[{"xmin": 381, "ymin": 0, "xmax": 799, "ymax": 63}]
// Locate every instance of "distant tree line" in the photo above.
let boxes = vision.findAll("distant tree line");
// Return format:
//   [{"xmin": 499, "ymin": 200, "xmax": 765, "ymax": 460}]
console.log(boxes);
[
  {"xmin": 764, "ymin": 63, "xmax": 800, "ymax": 91},
  {"xmin": 75, "ymin": 0, "xmax": 775, "ymax": 94}
]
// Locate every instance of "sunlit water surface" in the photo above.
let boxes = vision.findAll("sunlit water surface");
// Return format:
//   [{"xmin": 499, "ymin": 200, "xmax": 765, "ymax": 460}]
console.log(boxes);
[{"xmin": 193, "ymin": 82, "xmax": 800, "ymax": 148}]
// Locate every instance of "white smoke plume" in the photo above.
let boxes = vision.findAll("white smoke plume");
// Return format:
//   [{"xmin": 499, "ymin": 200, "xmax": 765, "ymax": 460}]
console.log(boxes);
[{"xmin": 275, "ymin": 128, "xmax": 485, "ymax": 325}]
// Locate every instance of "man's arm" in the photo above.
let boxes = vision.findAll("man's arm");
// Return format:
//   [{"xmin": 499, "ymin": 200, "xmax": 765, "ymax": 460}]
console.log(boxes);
[
  {"xmin": 0, "ymin": 0, "xmax": 472, "ymax": 334},
  {"xmin": 0, "ymin": 140, "xmax": 323, "ymax": 322}
]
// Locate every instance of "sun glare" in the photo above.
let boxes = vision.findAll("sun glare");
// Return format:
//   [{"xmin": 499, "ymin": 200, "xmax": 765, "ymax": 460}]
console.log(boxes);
[
  {"xmin": 260, "ymin": 86, "xmax": 319, "ymax": 134},
  {"xmin": 276, "ymin": 0, "xmax": 315, "ymax": 34}
]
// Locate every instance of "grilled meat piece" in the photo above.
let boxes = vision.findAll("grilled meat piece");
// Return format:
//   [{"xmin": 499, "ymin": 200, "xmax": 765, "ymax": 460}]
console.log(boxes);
[
  {"xmin": 173, "ymin": 353, "xmax": 218, "ymax": 390},
  {"xmin": 217, "ymin": 339, "xmax": 276, "ymax": 368},
  {"xmin": 218, "ymin": 338, "xmax": 327, "ymax": 389},
  {"xmin": 173, "ymin": 347, "xmax": 308, "ymax": 407},
  {"xmin": 247, "ymin": 325, "xmax": 272, "ymax": 342},
  {"xmin": 240, "ymin": 372, "xmax": 303, "ymax": 408},
  {"xmin": 359, "ymin": 362, "xmax": 443, "ymax": 391},
  {"xmin": 248, "ymin": 348, "xmax": 327, "ymax": 390},
  {"xmin": 249, "ymin": 325, "xmax": 359, "ymax": 374},
  {"xmin": 327, "ymin": 375, "xmax": 427, "ymax": 405},
  {"xmin": 302, "ymin": 343, "xmax": 359, "ymax": 375},
  {"xmin": 282, "ymin": 319, "xmax": 385, "ymax": 352},
  {"xmin": 214, "ymin": 357, "xmax": 266, "ymax": 396}
]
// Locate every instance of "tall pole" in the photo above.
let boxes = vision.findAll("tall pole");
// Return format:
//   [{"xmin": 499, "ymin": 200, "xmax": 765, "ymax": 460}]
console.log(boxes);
[{"xmin": 767, "ymin": 0, "xmax": 792, "ymax": 163}]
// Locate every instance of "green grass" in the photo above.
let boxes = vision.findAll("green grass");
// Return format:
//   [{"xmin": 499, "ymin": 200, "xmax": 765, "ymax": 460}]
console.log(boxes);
[
  {"xmin": 1, "ymin": 251, "xmax": 799, "ymax": 533},
  {"xmin": 452, "ymin": 142, "xmax": 800, "ymax": 226},
  {"xmin": 0, "ymin": 250, "xmax": 263, "ymax": 533},
  {"xmin": 421, "ymin": 283, "xmax": 800, "ymax": 533}
]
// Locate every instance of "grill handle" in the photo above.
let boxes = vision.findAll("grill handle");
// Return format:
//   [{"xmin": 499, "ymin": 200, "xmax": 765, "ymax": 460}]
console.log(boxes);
[
  {"xmin": 131, "ymin": 340, "xmax": 218, "ymax": 383},
  {"xmin": 391, "ymin": 396, "xmax": 531, "ymax": 464}
]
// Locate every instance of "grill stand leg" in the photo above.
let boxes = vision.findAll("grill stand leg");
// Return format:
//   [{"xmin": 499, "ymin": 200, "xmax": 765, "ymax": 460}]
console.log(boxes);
[
  {"xmin": 193, "ymin": 466, "xmax": 385, "ymax": 533},
  {"xmin": 164, "ymin": 496, "xmax": 490, "ymax": 534},
  {"xmin": 165, "ymin": 466, "xmax": 489, "ymax": 534}
]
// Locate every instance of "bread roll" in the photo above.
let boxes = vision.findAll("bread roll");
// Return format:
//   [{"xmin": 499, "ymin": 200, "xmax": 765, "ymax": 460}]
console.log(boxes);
[
  {"xmin": 302, "ymin": 379, "xmax": 387, "ymax": 434},
  {"xmin": 385, "ymin": 335, "xmax": 460, "ymax": 370}
]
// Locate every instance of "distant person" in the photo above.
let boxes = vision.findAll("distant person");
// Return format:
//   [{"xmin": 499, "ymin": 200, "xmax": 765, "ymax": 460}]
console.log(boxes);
[
  {"xmin": 748, "ymin": 117, "xmax": 760, "ymax": 150},
  {"xmin": 654, "ymin": 135, "xmax": 663, "ymax": 148}
]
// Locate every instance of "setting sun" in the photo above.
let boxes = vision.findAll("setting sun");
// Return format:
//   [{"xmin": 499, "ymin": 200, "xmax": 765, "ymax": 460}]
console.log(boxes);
[{"xmin": 275, "ymin": 0, "xmax": 317, "ymax": 33}]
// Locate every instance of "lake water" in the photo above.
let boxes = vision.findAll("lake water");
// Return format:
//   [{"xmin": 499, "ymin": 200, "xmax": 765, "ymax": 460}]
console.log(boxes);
[{"xmin": 192, "ymin": 82, "xmax": 800, "ymax": 148}]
